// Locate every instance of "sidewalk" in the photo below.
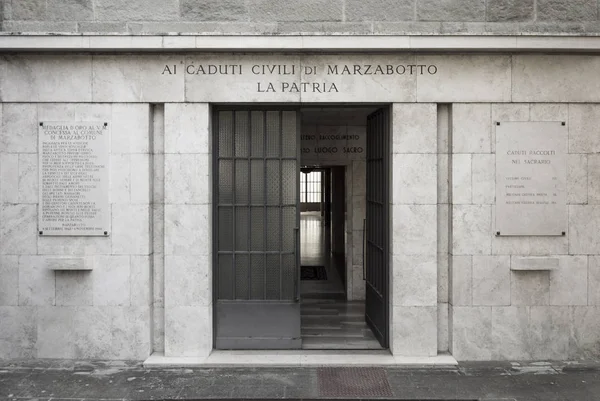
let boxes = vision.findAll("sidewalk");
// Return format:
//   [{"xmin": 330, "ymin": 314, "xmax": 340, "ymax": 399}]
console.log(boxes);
[{"xmin": 1, "ymin": 359, "xmax": 599, "ymax": 401}]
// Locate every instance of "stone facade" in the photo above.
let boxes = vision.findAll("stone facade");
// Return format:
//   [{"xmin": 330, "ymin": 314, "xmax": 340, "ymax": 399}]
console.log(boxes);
[
  {"xmin": 3, "ymin": 0, "xmax": 600, "ymax": 34},
  {"xmin": 1, "ymin": 49, "xmax": 600, "ymax": 361}
]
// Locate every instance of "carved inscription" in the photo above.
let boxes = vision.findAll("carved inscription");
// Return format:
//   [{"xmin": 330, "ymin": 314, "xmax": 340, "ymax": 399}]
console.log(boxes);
[
  {"xmin": 301, "ymin": 128, "xmax": 365, "ymax": 164},
  {"xmin": 39, "ymin": 122, "xmax": 110, "ymax": 236},
  {"xmin": 495, "ymin": 121, "xmax": 567, "ymax": 236}
]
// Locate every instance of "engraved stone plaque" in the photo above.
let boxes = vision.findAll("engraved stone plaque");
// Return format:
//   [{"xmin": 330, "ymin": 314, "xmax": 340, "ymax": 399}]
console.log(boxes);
[
  {"xmin": 495, "ymin": 121, "xmax": 567, "ymax": 236},
  {"xmin": 39, "ymin": 121, "xmax": 110, "ymax": 236}
]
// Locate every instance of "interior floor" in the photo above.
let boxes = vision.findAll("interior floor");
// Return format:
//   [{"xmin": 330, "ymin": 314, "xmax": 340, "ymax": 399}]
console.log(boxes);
[{"xmin": 300, "ymin": 211, "xmax": 381, "ymax": 350}]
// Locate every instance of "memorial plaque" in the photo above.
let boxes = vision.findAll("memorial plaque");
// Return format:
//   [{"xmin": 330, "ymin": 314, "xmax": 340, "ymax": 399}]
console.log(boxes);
[
  {"xmin": 495, "ymin": 121, "xmax": 567, "ymax": 236},
  {"xmin": 38, "ymin": 121, "xmax": 110, "ymax": 236}
]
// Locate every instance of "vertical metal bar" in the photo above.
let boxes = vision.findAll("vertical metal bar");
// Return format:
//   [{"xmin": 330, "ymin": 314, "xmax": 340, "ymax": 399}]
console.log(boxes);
[
  {"xmin": 231, "ymin": 111, "xmax": 236, "ymax": 300},
  {"xmin": 262, "ymin": 111, "xmax": 267, "ymax": 300},
  {"xmin": 247, "ymin": 111, "xmax": 252, "ymax": 301},
  {"xmin": 362, "ymin": 218, "xmax": 366, "ymax": 280},
  {"xmin": 278, "ymin": 111, "xmax": 283, "ymax": 300}
]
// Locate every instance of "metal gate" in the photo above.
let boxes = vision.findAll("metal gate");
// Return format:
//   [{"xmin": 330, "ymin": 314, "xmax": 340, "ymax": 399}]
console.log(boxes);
[
  {"xmin": 213, "ymin": 109, "xmax": 301, "ymax": 349},
  {"xmin": 365, "ymin": 107, "xmax": 390, "ymax": 348}
]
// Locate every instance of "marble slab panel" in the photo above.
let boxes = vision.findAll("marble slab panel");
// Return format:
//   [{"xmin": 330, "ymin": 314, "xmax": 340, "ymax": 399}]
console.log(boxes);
[
  {"xmin": 392, "ymin": 103, "xmax": 437, "ymax": 154},
  {"xmin": 472, "ymin": 154, "xmax": 495, "ymax": 205},
  {"xmin": 529, "ymin": 306, "xmax": 573, "ymax": 360},
  {"xmin": 391, "ymin": 204, "xmax": 437, "ymax": 256},
  {"xmin": 569, "ymin": 104, "xmax": 600, "ymax": 154},
  {"xmin": 165, "ymin": 154, "xmax": 210, "ymax": 204},
  {"xmin": 18, "ymin": 256, "xmax": 54, "ymax": 306},
  {"xmin": 568, "ymin": 205, "xmax": 600, "ymax": 254},
  {"xmin": 36, "ymin": 306, "xmax": 76, "ymax": 358},
  {"xmin": 568, "ymin": 154, "xmax": 588, "ymax": 205},
  {"xmin": 164, "ymin": 205, "xmax": 211, "ymax": 256},
  {"xmin": 1, "ymin": 103, "xmax": 38, "ymax": 153},
  {"xmin": 164, "ymin": 103, "xmax": 210, "ymax": 154},
  {"xmin": 111, "ymin": 204, "xmax": 151, "ymax": 255},
  {"xmin": 0, "ymin": 255, "xmax": 18, "ymax": 306},
  {"xmin": 299, "ymin": 54, "xmax": 417, "ymax": 103},
  {"xmin": 451, "ymin": 306, "xmax": 492, "ymax": 361},
  {"xmin": 37, "ymin": 103, "xmax": 112, "ymax": 122},
  {"xmin": 0, "ymin": 306, "xmax": 37, "ymax": 358},
  {"xmin": 437, "ymin": 154, "xmax": 449, "ymax": 204},
  {"xmin": 92, "ymin": 255, "xmax": 131, "ymax": 306},
  {"xmin": 452, "ymin": 205, "xmax": 492, "ymax": 255},
  {"xmin": 392, "ymin": 306, "xmax": 437, "ymax": 357},
  {"xmin": 56, "ymin": 271, "xmax": 92, "ymax": 306},
  {"xmin": 450, "ymin": 255, "xmax": 472, "ymax": 306},
  {"xmin": 588, "ymin": 154, "xmax": 600, "ymax": 204},
  {"xmin": 111, "ymin": 103, "xmax": 151, "ymax": 154},
  {"xmin": 549, "ymin": 256, "xmax": 588, "ymax": 306},
  {"xmin": 417, "ymin": 55, "xmax": 511, "ymax": 102},
  {"xmin": 130, "ymin": 154, "xmax": 151, "ymax": 204},
  {"xmin": 130, "ymin": 255, "xmax": 151, "ymax": 307},
  {"xmin": 0, "ymin": 55, "xmax": 92, "ymax": 101},
  {"xmin": 153, "ymin": 306, "xmax": 165, "ymax": 352},
  {"xmin": 490, "ymin": 306, "xmax": 530, "ymax": 360},
  {"xmin": 37, "ymin": 235, "xmax": 111, "ymax": 256},
  {"xmin": 0, "ymin": 153, "xmax": 18, "ymax": 204},
  {"xmin": 165, "ymin": 255, "xmax": 211, "ymax": 307},
  {"xmin": 18, "ymin": 153, "xmax": 38, "ymax": 204},
  {"xmin": 437, "ymin": 303, "xmax": 449, "ymax": 352},
  {"xmin": 472, "ymin": 255, "xmax": 511, "ymax": 306},
  {"xmin": 392, "ymin": 154, "xmax": 437, "ymax": 205},
  {"xmin": 93, "ymin": 55, "xmax": 184, "ymax": 102},
  {"xmin": 110, "ymin": 154, "xmax": 130, "ymax": 204},
  {"xmin": 452, "ymin": 154, "xmax": 472, "ymax": 204},
  {"xmin": 513, "ymin": 55, "xmax": 600, "ymax": 102},
  {"xmin": 452, "ymin": 103, "xmax": 492, "ymax": 154},
  {"xmin": 590, "ymin": 256, "xmax": 600, "ymax": 306},
  {"xmin": 511, "ymin": 271, "xmax": 550, "ymax": 306},
  {"xmin": 572, "ymin": 307, "xmax": 600, "ymax": 358},
  {"xmin": 491, "ymin": 103, "xmax": 530, "ymax": 123},
  {"xmin": 0, "ymin": 204, "xmax": 37, "ymax": 255},
  {"xmin": 392, "ymin": 254, "xmax": 437, "ymax": 307},
  {"xmin": 529, "ymin": 103, "xmax": 568, "ymax": 122},
  {"xmin": 165, "ymin": 305, "xmax": 212, "ymax": 357}
]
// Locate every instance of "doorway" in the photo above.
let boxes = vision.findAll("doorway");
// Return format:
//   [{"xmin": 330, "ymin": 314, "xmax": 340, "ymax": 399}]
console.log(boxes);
[{"xmin": 213, "ymin": 106, "xmax": 390, "ymax": 350}]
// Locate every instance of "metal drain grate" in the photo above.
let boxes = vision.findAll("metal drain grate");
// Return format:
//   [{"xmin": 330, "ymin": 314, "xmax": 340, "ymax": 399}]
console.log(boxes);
[{"xmin": 317, "ymin": 367, "xmax": 394, "ymax": 398}]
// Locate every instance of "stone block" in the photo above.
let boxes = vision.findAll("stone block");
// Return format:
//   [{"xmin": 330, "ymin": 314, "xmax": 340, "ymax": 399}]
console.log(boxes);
[
  {"xmin": 78, "ymin": 22, "xmax": 128, "ymax": 33},
  {"xmin": 569, "ymin": 104, "xmax": 600, "ymax": 153},
  {"xmin": 153, "ymin": 251, "xmax": 164, "ymax": 308},
  {"xmin": 590, "ymin": 256, "xmax": 600, "ymax": 305},
  {"xmin": 451, "ymin": 306, "xmax": 492, "ymax": 360},
  {"xmin": 153, "ymin": 204, "xmax": 165, "ymax": 255},
  {"xmin": 490, "ymin": 306, "xmax": 530, "ymax": 359},
  {"xmin": 2, "ymin": 21, "xmax": 78, "ymax": 32},
  {"xmin": 486, "ymin": 0, "xmax": 534, "ymax": 22},
  {"xmin": 92, "ymin": 255, "xmax": 130, "ymax": 306},
  {"xmin": 181, "ymin": 0, "xmax": 247, "ymax": 21},
  {"xmin": 392, "ymin": 204, "xmax": 437, "ymax": 256},
  {"xmin": 452, "ymin": 205, "xmax": 491, "ymax": 255},
  {"xmin": 391, "ymin": 306, "xmax": 437, "ymax": 356},
  {"xmin": 568, "ymin": 154, "xmax": 588, "ymax": 205},
  {"xmin": 111, "ymin": 104, "xmax": 150, "ymax": 154},
  {"xmin": 392, "ymin": 254, "xmax": 437, "ymax": 306},
  {"xmin": 529, "ymin": 103, "xmax": 568, "ymax": 121},
  {"xmin": 153, "ymin": 307, "xmax": 165, "ymax": 352},
  {"xmin": 165, "ymin": 205, "xmax": 211, "ymax": 256},
  {"xmin": 18, "ymin": 153, "xmax": 37, "ymax": 204},
  {"xmin": 37, "ymin": 236, "xmax": 111, "ymax": 256},
  {"xmin": 588, "ymin": 154, "xmax": 600, "ymax": 204},
  {"xmin": 417, "ymin": 0, "xmax": 485, "ymax": 21},
  {"xmin": 1, "ymin": 55, "xmax": 92, "ymax": 102},
  {"xmin": 452, "ymin": 154, "xmax": 472, "ymax": 204},
  {"xmin": 511, "ymin": 271, "xmax": 550, "ymax": 305},
  {"xmin": 351, "ymin": 265, "xmax": 365, "ymax": 300},
  {"xmin": 18, "ymin": 256, "xmax": 54, "ymax": 306},
  {"xmin": 95, "ymin": 0, "xmax": 178, "ymax": 21},
  {"xmin": 491, "ymin": 103, "xmax": 529, "ymax": 123},
  {"xmin": 373, "ymin": 21, "xmax": 442, "ymax": 34},
  {"xmin": 164, "ymin": 103, "xmax": 210, "ymax": 154},
  {"xmin": 450, "ymin": 255, "xmax": 472, "ymax": 306},
  {"xmin": 165, "ymin": 305, "xmax": 212, "ymax": 357},
  {"xmin": 0, "ymin": 255, "xmax": 18, "ymax": 305},
  {"xmin": 276, "ymin": 21, "xmax": 371, "ymax": 34},
  {"xmin": 11, "ymin": 0, "xmax": 46, "ymax": 20},
  {"xmin": 36, "ymin": 306, "xmax": 75, "ymax": 358},
  {"xmin": 529, "ymin": 306, "xmax": 572, "ymax": 359},
  {"xmin": 0, "ymin": 204, "xmax": 37, "ymax": 255},
  {"xmin": 511, "ymin": 256, "xmax": 559, "ymax": 271},
  {"xmin": 37, "ymin": 103, "xmax": 111, "ymax": 121},
  {"xmin": 472, "ymin": 154, "xmax": 495, "ymax": 204},
  {"xmin": 130, "ymin": 154, "xmax": 151, "ymax": 204},
  {"xmin": 56, "ymin": 271, "xmax": 92, "ymax": 306},
  {"xmin": 0, "ymin": 306, "xmax": 37, "ymax": 358},
  {"xmin": 438, "ymin": 303, "xmax": 449, "ymax": 352},
  {"xmin": 111, "ymin": 204, "xmax": 150, "ymax": 255},
  {"xmin": 537, "ymin": 0, "xmax": 597, "ymax": 21},
  {"xmin": 351, "ymin": 230, "xmax": 364, "ymax": 267},
  {"xmin": 247, "ymin": 0, "xmax": 343, "ymax": 21},
  {"xmin": 165, "ymin": 154, "xmax": 210, "ymax": 204},
  {"xmin": 569, "ymin": 205, "xmax": 600, "ymax": 254},
  {"xmin": 417, "ymin": 55, "xmax": 511, "ymax": 102},
  {"xmin": 165, "ymin": 255, "xmax": 211, "ymax": 307},
  {"xmin": 153, "ymin": 153, "xmax": 165, "ymax": 204},
  {"xmin": 130, "ymin": 256, "xmax": 151, "ymax": 307},
  {"xmin": 513, "ymin": 56, "xmax": 600, "ymax": 102},
  {"xmin": 549, "ymin": 256, "xmax": 588, "ymax": 306},
  {"xmin": 572, "ymin": 307, "xmax": 600, "ymax": 358},
  {"xmin": 472, "ymin": 255, "xmax": 510, "ymax": 306},
  {"xmin": 1, "ymin": 103, "xmax": 38, "ymax": 153},
  {"xmin": 0, "ymin": 153, "xmax": 18, "ymax": 204},
  {"xmin": 392, "ymin": 154, "xmax": 437, "ymax": 205},
  {"xmin": 351, "ymin": 161, "xmax": 366, "ymax": 196},
  {"xmin": 92, "ymin": 55, "xmax": 184, "ymax": 102},
  {"xmin": 438, "ymin": 154, "xmax": 449, "ymax": 204},
  {"xmin": 47, "ymin": 0, "xmax": 93, "ymax": 21},
  {"xmin": 452, "ymin": 104, "xmax": 492, "ymax": 153},
  {"xmin": 346, "ymin": 0, "xmax": 414, "ymax": 21},
  {"xmin": 351, "ymin": 195, "xmax": 366, "ymax": 229}
]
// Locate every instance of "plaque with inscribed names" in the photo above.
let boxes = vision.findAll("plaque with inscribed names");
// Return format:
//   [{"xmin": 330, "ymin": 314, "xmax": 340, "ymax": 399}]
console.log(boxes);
[
  {"xmin": 39, "ymin": 121, "xmax": 110, "ymax": 236},
  {"xmin": 495, "ymin": 121, "xmax": 567, "ymax": 236}
]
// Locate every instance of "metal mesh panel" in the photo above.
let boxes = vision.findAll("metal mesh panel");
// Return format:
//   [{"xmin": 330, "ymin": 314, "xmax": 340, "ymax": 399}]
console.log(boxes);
[
  {"xmin": 218, "ymin": 111, "xmax": 233, "ymax": 158},
  {"xmin": 266, "ymin": 159, "xmax": 280, "ymax": 206},
  {"xmin": 218, "ymin": 207, "xmax": 233, "ymax": 251},
  {"xmin": 250, "ymin": 207, "xmax": 265, "ymax": 251},
  {"xmin": 235, "ymin": 207, "xmax": 249, "ymax": 251},
  {"xmin": 265, "ymin": 254, "xmax": 281, "ymax": 299},
  {"xmin": 281, "ymin": 160, "xmax": 296, "ymax": 205},
  {"xmin": 281, "ymin": 253, "xmax": 296, "ymax": 300},
  {"xmin": 282, "ymin": 207, "xmax": 295, "ymax": 253},
  {"xmin": 281, "ymin": 111, "xmax": 297, "ymax": 158},
  {"xmin": 218, "ymin": 254, "xmax": 233, "ymax": 299},
  {"xmin": 250, "ymin": 159, "xmax": 264, "ymax": 204},
  {"xmin": 251, "ymin": 111, "xmax": 264, "ymax": 157},
  {"xmin": 219, "ymin": 160, "xmax": 233, "ymax": 204},
  {"xmin": 235, "ymin": 254, "xmax": 249, "ymax": 299},
  {"xmin": 266, "ymin": 111, "xmax": 280, "ymax": 157},
  {"xmin": 235, "ymin": 111, "xmax": 249, "ymax": 158},
  {"xmin": 250, "ymin": 254, "xmax": 265, "ymax": 299},
  {"xmin": 235, "ymin": 159, "xmax": 249, "ymax": 204},
  {"xmin": 266, "ymin": 206, "xmax": 280, "ymax": 251}
]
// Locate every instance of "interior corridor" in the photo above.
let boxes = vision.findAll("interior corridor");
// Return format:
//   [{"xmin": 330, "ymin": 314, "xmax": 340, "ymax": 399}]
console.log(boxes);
[{"xmin": 300, "ymin": 212, "xmax": 381, "ymax": 350}]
